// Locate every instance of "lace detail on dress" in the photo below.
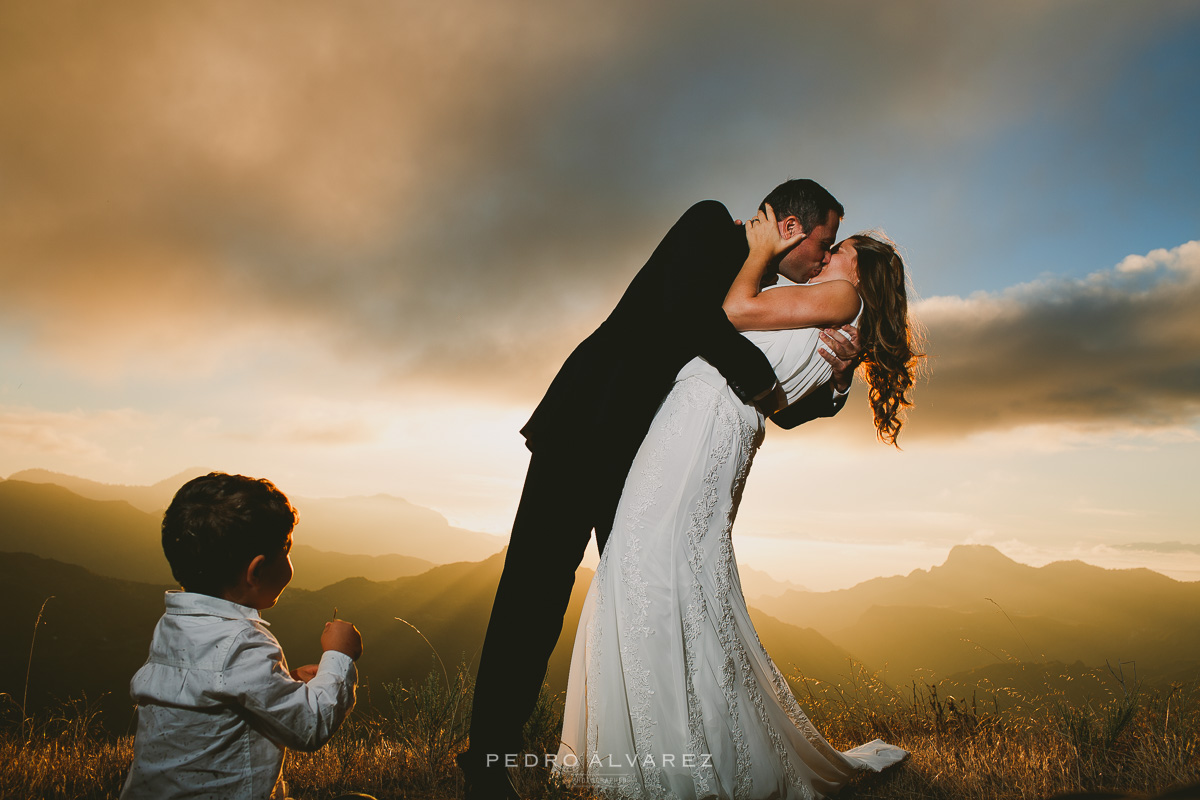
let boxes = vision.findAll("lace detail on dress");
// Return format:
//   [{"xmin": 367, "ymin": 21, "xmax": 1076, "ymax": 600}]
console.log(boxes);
[
  {"xmin": 707, "ymin": 391, "xmax": 822, "ymax": 798},
  {"xmin": 705, "ymin": 386, "xmax": 772, "ymax": 799},
  {"xmin": 581, "ymin": 379, "xmax": 699, "ymax": 799},
  {"xmin": 681, "ymin": 570, "xmax": 713, "ymax": 796},
  {"xmin": 734, "ymin": 581, "xmax": 842, "ymax": 763},
  {"xmin": 766, "ymin": 656, "xmax": 845, "ymax": 763},
  {"xmin": 679, "ymin": 378, "xmax": 740, "ymax": 795},
  {"xmin": 690, "ymin": 382, "xmax": 754, "ymax": 798}
]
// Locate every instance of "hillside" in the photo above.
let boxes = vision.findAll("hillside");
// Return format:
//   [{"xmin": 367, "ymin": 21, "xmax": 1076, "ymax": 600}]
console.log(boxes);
[
  {"xmin": 0, "ymin": 480, "xmax": 173, "ymax": 584},
  {"xmin": 3, "ymin": 471, "xmax": 507, "ymax": 563},
  {"xmin": 1, "ymin": 551, "xmax": 538, "ymax": 729},
  {"xmin": 756, "ymin": 545, "xmax": 1200, "ymax": 679},
  {"xmin": 757, "ymin": 545, "xmax": 1200, "ymax": 633},
  {"xmin": 6, "ymin": 468, "xmax": 205, "ymax": 514},
  {"xmin": 1, "ymin": 479, "xmax": 466, "ymax": 586},
  {"xmin": 0, "ymin": 552, "xmax": 171, "ymax": 731},
  {"xmin": 1, "ymin": 551, "xmax": 852, "ymax": 733},
  {"xmin": 738, "ymin": 565, "xmax": 808, "ymax": 599},
  {"xmin": 288, "ymin": 545, "xmax": 433, "ymax": 590},
  {"xmin": 6, "ymin": 473, "xmax": 1200, "ymax": 733}
]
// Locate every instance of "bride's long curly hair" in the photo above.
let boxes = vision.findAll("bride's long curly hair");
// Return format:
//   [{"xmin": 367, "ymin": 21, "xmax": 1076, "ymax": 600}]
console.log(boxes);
[{"xmin": 847, "ymin": 232, "xmax": 924, "ymax": 446}]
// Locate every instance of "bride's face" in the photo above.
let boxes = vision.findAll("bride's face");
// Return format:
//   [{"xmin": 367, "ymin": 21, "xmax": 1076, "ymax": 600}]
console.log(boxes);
[{"xmin": 809, "ymin": 240, "xmax": 858, "ymax": 286}]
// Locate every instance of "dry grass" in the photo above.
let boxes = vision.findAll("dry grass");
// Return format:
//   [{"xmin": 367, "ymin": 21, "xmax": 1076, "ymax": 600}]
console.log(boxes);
[
  {"xmin": 3, "ymin": 664, "xmax": 1199, "ymax": 800},
  {"xmin": 791, "ymin": 662, "xmax": 1200, "ymax": 800},
  {"xmin": 0, "ymin": 736, "xmax": 132, "ymax": 800},
  {"xmin": 0, "ymin": 694, "xmax": 132, "ymax": 800},
  {"xmin": 281, "ymin": 663, "xmax": 593, "ymax": 800}
]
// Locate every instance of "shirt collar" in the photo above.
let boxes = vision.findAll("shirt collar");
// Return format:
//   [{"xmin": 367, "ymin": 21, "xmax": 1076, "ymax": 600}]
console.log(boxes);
[{"xmin": 163, "ymin": 590, "xmax": 269, "ymax": 625}]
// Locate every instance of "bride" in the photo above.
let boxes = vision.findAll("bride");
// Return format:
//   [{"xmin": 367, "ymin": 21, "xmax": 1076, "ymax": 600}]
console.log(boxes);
[{"xmin": 555, "ymin": 205, "xmax": 920, "ymax": 800}]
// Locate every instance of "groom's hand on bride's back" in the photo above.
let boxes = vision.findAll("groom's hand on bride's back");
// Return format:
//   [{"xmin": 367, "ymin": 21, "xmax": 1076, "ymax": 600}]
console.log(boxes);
[{"xmin": 819, "ymin": 325, "xmax": 861, "ymax": 393}]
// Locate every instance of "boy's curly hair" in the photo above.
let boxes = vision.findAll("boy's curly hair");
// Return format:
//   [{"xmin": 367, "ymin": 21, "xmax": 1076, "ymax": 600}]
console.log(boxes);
[{"xmin": 161, "ymin": 472, "xmax": 297, "ymax": 596}]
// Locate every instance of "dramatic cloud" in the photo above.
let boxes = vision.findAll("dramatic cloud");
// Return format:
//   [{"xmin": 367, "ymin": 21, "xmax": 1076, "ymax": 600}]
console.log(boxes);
[
  {"xmin": 1, "ymin": 0, "xmax": 1187, "ymax": 401},
  {"xmin": 0, "ymin": 0, "xmax": 636, "ymax": 387},
  {"xmin": 908, "ymin": 241, "xmax": 1200, "ymax": 436}
]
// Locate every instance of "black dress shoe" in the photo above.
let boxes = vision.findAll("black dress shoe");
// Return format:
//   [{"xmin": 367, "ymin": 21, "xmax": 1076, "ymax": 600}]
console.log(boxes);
[{"xmin": 456, "ymin": 752, "xmax": 522, "ymax": 800}]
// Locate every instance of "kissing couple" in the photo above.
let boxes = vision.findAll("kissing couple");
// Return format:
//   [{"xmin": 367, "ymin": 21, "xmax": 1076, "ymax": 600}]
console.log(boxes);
[{"xmin": 459, "ymin": 179, "xmax": 921, "ymax": 800}]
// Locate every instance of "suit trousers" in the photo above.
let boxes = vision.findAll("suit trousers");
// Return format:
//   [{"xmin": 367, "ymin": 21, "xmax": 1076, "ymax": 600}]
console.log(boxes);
[{"xmin": 465, "ymin": 445, "xmax": 622, "ymax": 763}]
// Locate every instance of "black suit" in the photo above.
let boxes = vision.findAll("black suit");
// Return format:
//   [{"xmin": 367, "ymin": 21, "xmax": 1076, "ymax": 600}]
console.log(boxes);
[{"xmin": 465, "ymin": 201, "xmax": 846, "ymax": 762}]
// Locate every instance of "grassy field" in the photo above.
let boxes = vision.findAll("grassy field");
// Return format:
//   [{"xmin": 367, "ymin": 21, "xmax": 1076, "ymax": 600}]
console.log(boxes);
[{"xmin": 3, "ymin": 661, "xmax": 1198, "ymax": 800}]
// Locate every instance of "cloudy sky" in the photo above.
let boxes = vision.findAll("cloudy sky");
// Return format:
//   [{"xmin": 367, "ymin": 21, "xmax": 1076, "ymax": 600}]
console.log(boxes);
[{"xmin": 2, "ymin": 1, "xmax": 1198, "ymax": 589}]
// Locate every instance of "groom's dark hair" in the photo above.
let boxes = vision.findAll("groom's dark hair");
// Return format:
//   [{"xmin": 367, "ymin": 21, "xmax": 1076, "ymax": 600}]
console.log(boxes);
[{"xmin": 760, "ymin": 179, "xmax": 844, "ymax": 234}]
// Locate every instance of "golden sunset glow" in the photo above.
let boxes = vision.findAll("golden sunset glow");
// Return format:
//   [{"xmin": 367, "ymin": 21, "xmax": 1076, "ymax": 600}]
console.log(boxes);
[{"xmin": 1, "ymin": 1, "xmax": 1198, "ymax": 591}]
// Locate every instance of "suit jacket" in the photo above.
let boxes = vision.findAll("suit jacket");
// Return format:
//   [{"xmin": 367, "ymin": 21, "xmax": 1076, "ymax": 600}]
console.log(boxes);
[{"xmin": 521, "ymin": 200, "xmax": 844, "ymax": 490}]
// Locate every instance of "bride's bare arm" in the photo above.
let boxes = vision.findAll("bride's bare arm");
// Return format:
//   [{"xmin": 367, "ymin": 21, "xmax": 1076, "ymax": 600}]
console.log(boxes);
[
  {"xmin": 725, "ymin": 280, "xmax": 859, "ymax": 332},
  {"xmin": 722, "ymin": 205, "xmax": 859, "ymax": 332}
]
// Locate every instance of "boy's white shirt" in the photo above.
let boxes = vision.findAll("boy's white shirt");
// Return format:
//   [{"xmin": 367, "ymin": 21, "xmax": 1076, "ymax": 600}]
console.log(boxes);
[{"xmin": 121, "ymin": 591, "xmax": 356, "ymax": 800}]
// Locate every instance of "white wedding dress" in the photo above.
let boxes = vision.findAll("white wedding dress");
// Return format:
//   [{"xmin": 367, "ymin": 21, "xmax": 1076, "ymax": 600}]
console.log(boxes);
[{"xmin": 556, "ymin": 285, "xmax": 906, "ymax": 799}]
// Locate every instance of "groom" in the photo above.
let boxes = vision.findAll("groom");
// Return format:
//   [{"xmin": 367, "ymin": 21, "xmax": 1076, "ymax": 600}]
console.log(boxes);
[{"xmin": 459, "ymin": 179, "xmax": 859, "ymax": 799}]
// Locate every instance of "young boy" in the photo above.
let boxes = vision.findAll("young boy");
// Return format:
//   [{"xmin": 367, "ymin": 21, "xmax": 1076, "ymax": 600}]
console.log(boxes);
[{"xmin": 121, "ymin": 472, "xmax": 363, "ymax": 800}]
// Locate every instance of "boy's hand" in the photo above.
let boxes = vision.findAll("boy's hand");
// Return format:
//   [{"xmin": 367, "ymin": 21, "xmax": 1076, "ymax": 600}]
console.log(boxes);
[
  {"xmin": 289, "ymin": 664, "xmax": 320, "ymax": 683},
  {"xmin": 321, "ymin": 619, "xmax": 363, "ymax": 660}
]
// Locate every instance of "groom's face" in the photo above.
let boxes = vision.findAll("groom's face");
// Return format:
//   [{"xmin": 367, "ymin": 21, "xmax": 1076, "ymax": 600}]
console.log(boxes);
[{"xmin": 777, "ymin": 210, "xmax": 840, "ymax": 284}]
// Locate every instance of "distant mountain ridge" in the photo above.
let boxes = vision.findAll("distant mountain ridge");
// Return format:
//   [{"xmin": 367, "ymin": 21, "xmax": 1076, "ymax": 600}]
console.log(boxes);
[
  {"xmin": 0, "ymin": 474, "xmax": 794, "ymax": 599},
  {"xmin": 0, "ymin": 480, "xmax": 439, "ymax": 588},
  {"xmin": 0, "ymin": 480, "xmax": 173, "ymax": 584},
  {"xmin": 756, "ymin": 544, "xmax": 1200, "ymax": 635},
  {"xmin": 288, "ymin": 546, "xmax": 434, "ymax": 591},
  {"xmin": 756, "ymin": 544, "xmax": 1200, "ymax": 680},
  {"xmin": 738, "ymin": 565, "xmax": 808, "ymax": 599},
  {"xmin": 6, "ymin": 468, "xmax": 205, "ymax": 513},
  {"xmin": 3, "ymin": 469, "xmax": 506, "ymax": 564}
]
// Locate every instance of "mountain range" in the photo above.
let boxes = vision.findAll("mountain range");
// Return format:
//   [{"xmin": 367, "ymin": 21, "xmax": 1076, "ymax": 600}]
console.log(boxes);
[
  {"xmin": 2, "ymin": 470, "xmax": 1198, "ymax": 732},
  {"xmin": 0, "ymin": 473, "xmax": 804, "ymax": 600},
  {"xmin": 755, "ymin": 544, "xmax": 1200, "ymax": 681},
  {"xmin": 5, "ymin": 468, "xmax": 507, "ymax": 563}
]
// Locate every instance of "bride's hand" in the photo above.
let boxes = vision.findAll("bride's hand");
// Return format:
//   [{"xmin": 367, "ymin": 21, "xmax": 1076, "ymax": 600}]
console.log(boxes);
[{"xmin": 744, "ymin": 203, "xmax": 806, "ymax": 261}]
